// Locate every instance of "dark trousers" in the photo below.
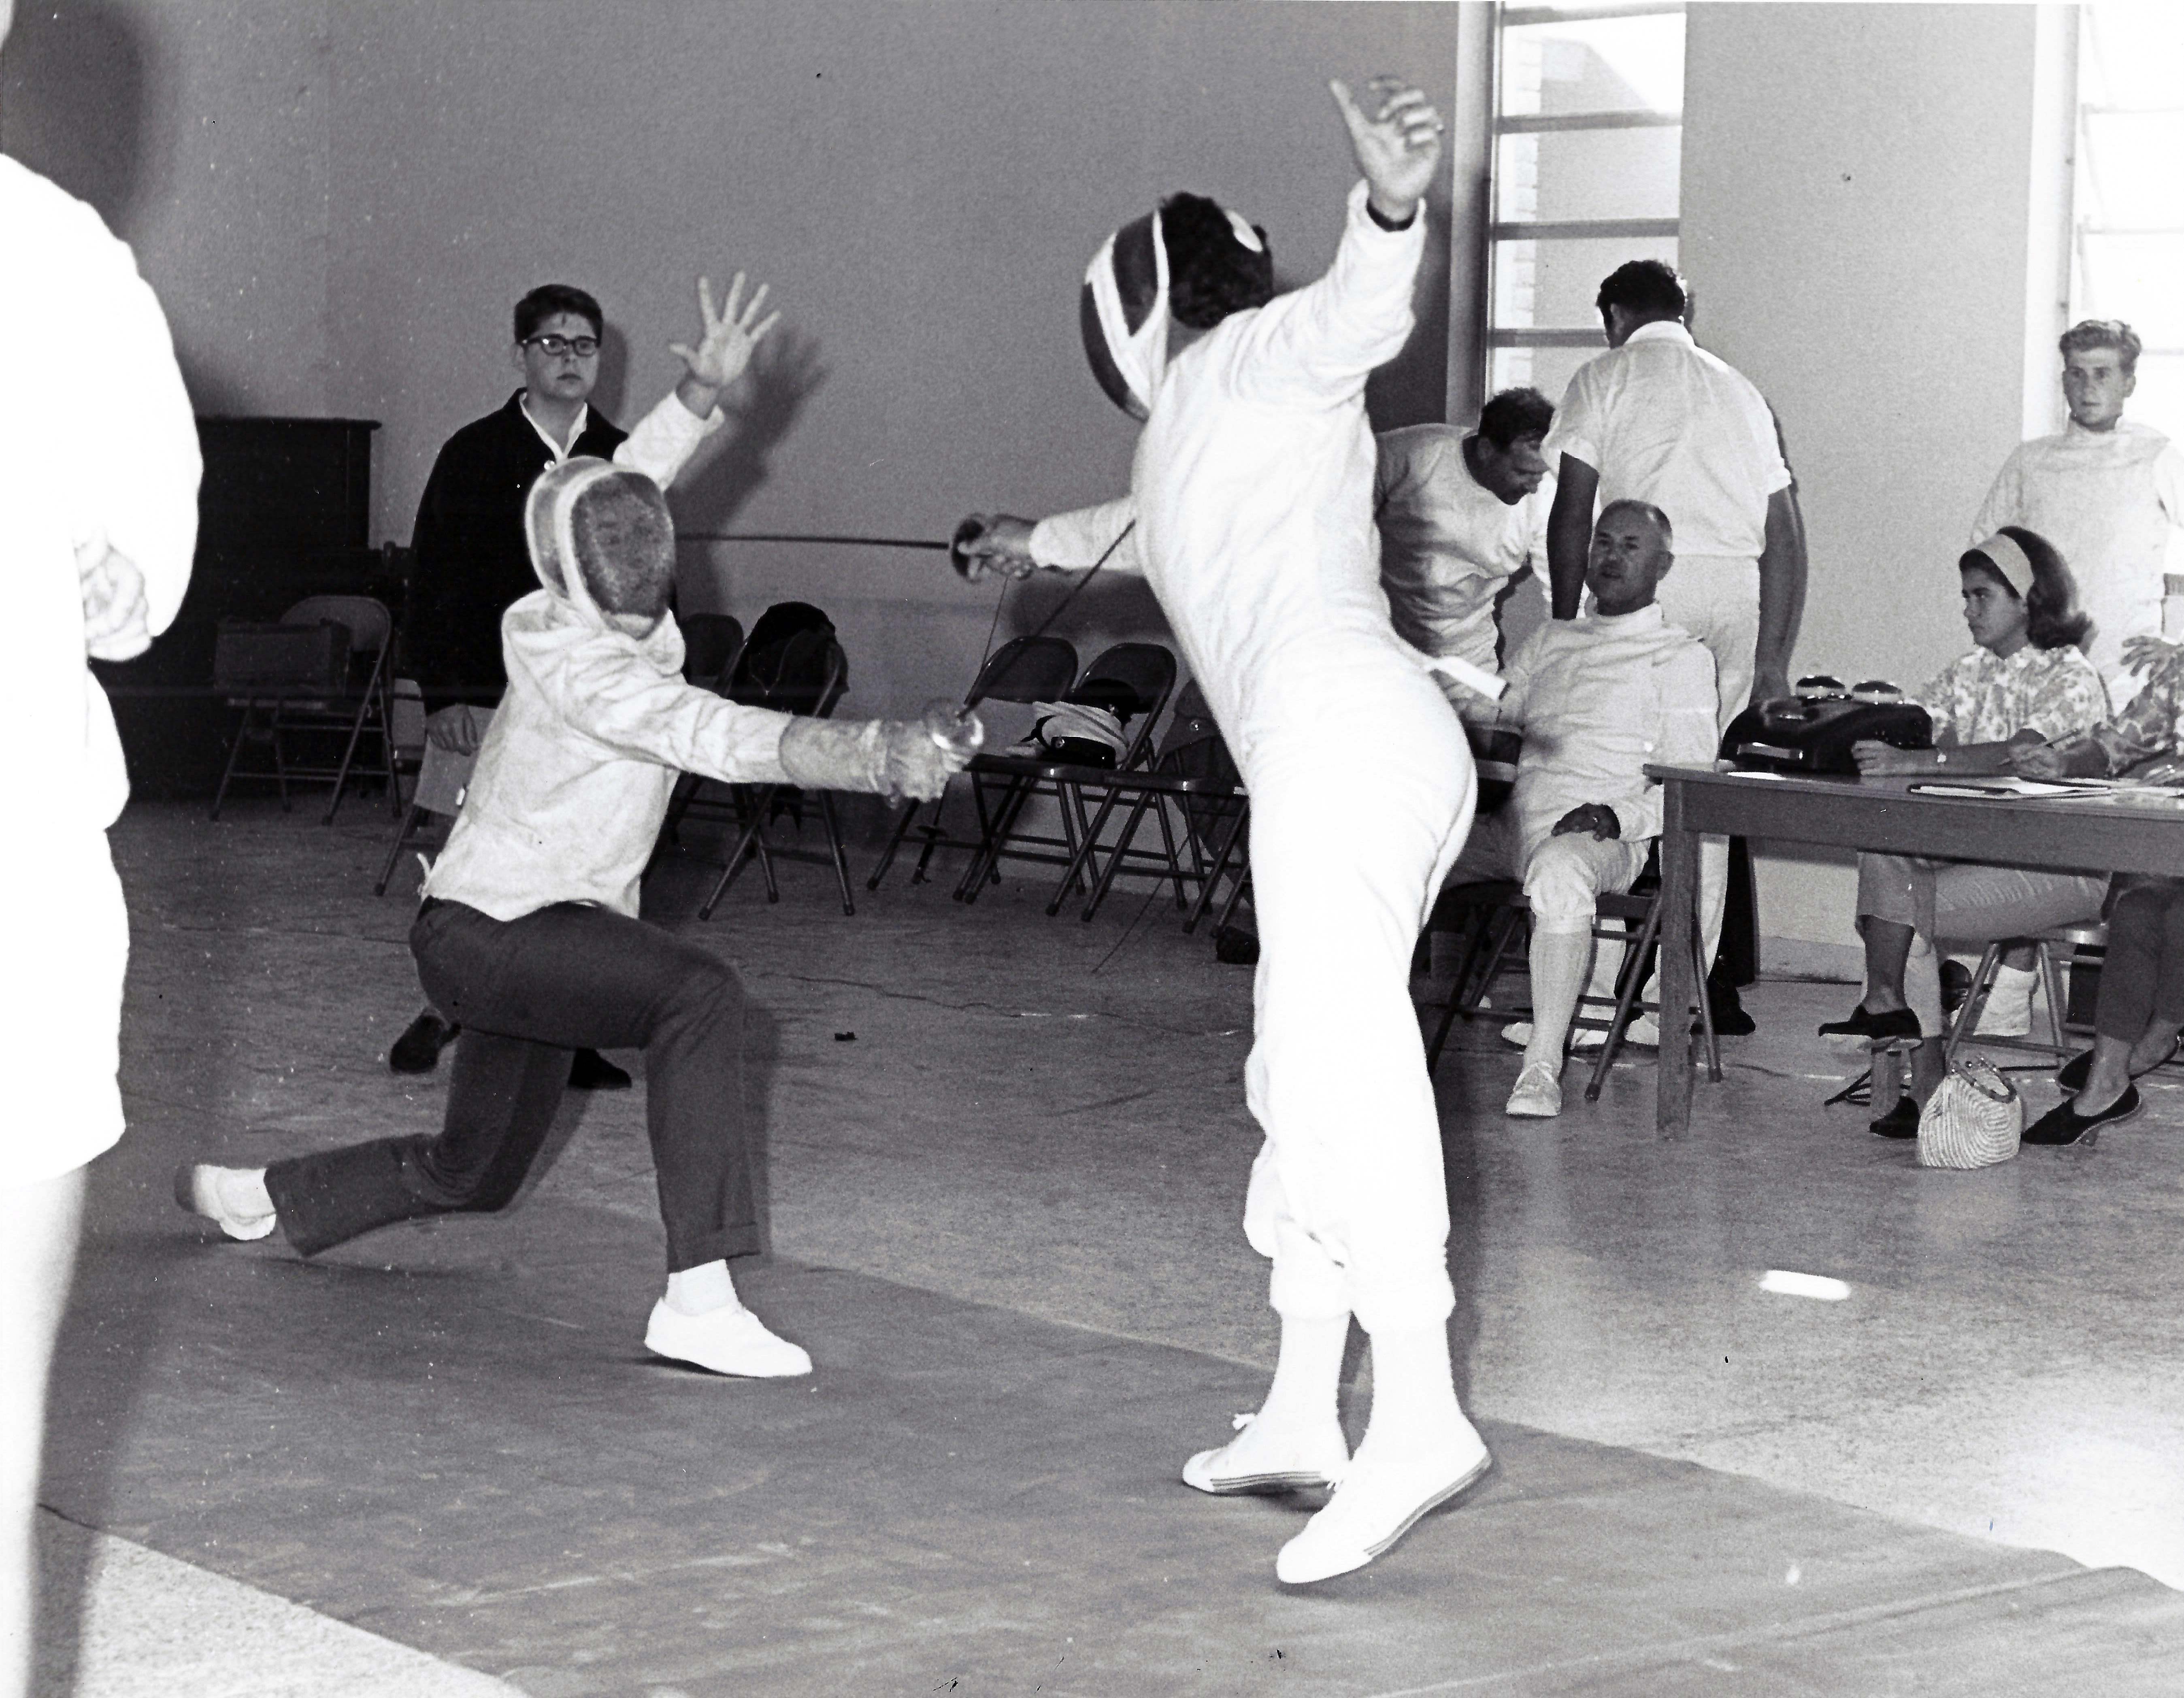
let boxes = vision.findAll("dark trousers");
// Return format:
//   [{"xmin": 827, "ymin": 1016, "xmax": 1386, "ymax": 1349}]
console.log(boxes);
[
  {"xmin": 2096, "ymin": 877, "xmax": 2184, "ymax": 1044},
  {"xmin": 266, "ymin": 898, "xmax": 756, "ymax": 1270}
]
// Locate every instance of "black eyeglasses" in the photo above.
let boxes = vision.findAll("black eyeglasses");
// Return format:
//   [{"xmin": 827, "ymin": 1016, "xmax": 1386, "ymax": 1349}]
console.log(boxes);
[{"xmin": 524, "ymin": 334, "xmax": 600, "ymax": 359}]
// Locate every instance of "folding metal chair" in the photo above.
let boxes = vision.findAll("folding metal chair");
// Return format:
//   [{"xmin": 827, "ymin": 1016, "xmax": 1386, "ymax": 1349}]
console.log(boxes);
[
  {"xmin": 1942, "ymin": 921, "xmax": 2105, "ymax": 1070},
  {"xmin": 691, "ymin": 629, "xmax": 859, "ymax": 917},
  {"xmin": 679, "ymin": 613, "xmax": 745, "ymax": 688},
  {"xmin": 951, "ymin": 643, "xmax": 1178, "ymax": 905},
  {"xmin": 374, "ymin": 711, "xmax": 494, "ymax": 895},
  {"xmin": 1420, "ymin": 869, "xmax": 1721, "ymax": 1101},
  {"xmin": 864, "ymin": 634, "xmax": 1079, "ymax": 892},
  {"xmin": 211, "ymin": 594, "xmax": 398, "ymax": 824}
]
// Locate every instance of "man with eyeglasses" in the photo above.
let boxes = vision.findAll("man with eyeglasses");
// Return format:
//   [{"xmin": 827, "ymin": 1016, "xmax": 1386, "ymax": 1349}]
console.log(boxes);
[{"xmin": 393, "ymin": 275, "xmax": 776, "ymax": 1082}]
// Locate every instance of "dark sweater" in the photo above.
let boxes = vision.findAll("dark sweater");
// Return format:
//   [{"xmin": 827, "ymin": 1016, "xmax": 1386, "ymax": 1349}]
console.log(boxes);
[{"xmin": 406, "ymin": 389, "xmax": 628, "ymax": 697}]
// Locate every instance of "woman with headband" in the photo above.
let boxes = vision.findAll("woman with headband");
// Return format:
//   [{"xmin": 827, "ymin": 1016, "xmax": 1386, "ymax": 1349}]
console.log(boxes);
[
  {"xmin": 1823, "ymin": 527, "xmax": 2107, "ymax": 1135},
  {"xmin": 956, "ymin": 77, "xmax": 1486, "ymax": 1584},
  {"xmin": 177, "ymin": 454, "xmax": 969, "ymax": 1377}
]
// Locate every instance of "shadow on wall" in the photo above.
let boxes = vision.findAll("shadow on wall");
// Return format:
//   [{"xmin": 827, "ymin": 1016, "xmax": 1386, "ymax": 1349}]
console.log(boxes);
[{"xmin": 673, "ymin": 328, "xmax": 832, "ymax": 537}]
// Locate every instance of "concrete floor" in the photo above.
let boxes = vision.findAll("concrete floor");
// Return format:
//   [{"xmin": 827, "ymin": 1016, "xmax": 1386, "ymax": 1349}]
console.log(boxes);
[{"xmin": 32, "ymin": 799, "xmax": 2184, "ymax": 1693}]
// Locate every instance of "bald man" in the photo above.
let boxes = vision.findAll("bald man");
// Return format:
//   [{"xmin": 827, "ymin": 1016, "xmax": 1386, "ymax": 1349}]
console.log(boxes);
[{"xmin": 1445, "ymin": 500, "xmax": 1717, "ymax": 1118}]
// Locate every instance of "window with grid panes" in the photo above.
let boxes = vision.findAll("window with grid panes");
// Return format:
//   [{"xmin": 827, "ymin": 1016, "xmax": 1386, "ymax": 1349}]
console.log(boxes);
[
  {"xmin": 2073, "ymin": 7, "xmax": 2184, "ymax": 443},
  {"xmin": 1486, "ymin": 2, "xmax": 1686, "ymax": 410}
]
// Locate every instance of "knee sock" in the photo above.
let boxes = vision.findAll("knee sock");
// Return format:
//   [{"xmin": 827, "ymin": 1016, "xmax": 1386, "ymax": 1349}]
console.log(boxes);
[
  {"xmin": 1524, "ymin": 928, "xmax": 1593, "ymax": 1068},
  {"xmin": 665, "ymin": 1259, "xmax": 741, "ymax": 1316},
  {"xmin": 1359, "ymin": 1322, "xmax": 1468, "ymax": 1457},
  {"xmin": 1255, "ymin": 1311, "xmax": 1350, "ymax": 1436}
]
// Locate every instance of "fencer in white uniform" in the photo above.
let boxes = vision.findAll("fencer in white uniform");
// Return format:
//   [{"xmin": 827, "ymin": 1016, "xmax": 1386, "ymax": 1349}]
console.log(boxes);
[
  {"xmin": 1, "ymin": 127, "xmax": 199, "ymax": 1698},
  {"xmin": 1375, "ymin": 387, "xmax": 1555, "ymax": 725},
  {"xmin": 959, "ymin": 78, "xmax": 1486, "ymax": 1585}
]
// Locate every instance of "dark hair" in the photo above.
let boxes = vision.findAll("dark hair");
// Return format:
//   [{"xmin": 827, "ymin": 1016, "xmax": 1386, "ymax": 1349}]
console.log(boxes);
[
  {"xmin": 2059, "ymin": 318, "xmax": 2141, "ymax": 377},
  {"xmin": 1597, "ymin": 497, "xmax": 1672, "ymax": 546},
  {"xmin": 1160, "ymin": 192, "xmax": 1275, "ymax": 330},
  {"xmin": 573, "ymin": 471, "xmax": 675, "ymax": 620},
  {"xmin": 1960, "ymin": 525, "xmax": 2091, "ymax": 652},
  {"xmin": 514, "ymin": 284, "xmax": 605, "ymax": 343},
  {"xmin": 1596, "ymin": 259, "xmax": 1686, "ymax": 325},
  {"xmin": 1477, "ymin": 386, "xmax": 1554, "ymax": 450}
]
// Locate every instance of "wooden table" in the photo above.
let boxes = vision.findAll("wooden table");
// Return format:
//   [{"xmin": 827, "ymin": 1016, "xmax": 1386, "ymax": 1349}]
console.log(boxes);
[{"xmin": 1649, "ymin": 765, "xmax": 2184, "ymax": 1139}]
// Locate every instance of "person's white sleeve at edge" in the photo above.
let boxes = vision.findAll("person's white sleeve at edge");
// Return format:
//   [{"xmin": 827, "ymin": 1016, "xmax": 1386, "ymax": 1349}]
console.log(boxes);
[
  {"xmin": 1496, "ymin": 627, "xmax": 1545, "ymax": 733},
  {"xmin": 1606, "ymin": 642, "xmax": 1718, "ymax": 842},
  {"xmin": 551, "ymin": 643, "xmax": 795, "ymax": 787},
  {"xmin": 1030, "ymin": 495, "xmax": 1144, "ymax": 574},
  {"xmin": 97, "ymin": 228, "xmax": 200, "ymax": 634},
  {"xmin": 613, "ymin": 389, "xmax": 726, "ymax": 492}
]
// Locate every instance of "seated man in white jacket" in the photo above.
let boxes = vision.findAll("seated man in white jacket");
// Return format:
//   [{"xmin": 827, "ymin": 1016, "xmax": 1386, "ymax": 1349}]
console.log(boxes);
[
  {"xmin": 1448, "ymin": 500, "xmax": 1718, "ymax": 1117},
  {"xmin": 177, "ymin": 458, "xmax": 967, "ymax": 1377}
]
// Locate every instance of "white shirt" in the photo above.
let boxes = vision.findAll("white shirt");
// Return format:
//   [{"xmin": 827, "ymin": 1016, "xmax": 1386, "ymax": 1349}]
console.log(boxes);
[
  {"xmin": 2, "ymin": 156, "xmax": 199, "ymax": 836},
  {"xmin": 1543, "ymin": 321, "xmax": 1790, "ymax": 559},
  {"xmin": 1498, "ymin": 602, "xmax": 1719, "ymax": 855},
  {"xmin": 1373, "ymin": 424, "xmax": 1552, "ymax": 670},
  {"xmin": 1971, "ymin": 419, "xmax": 2184, "ymax": 680}
]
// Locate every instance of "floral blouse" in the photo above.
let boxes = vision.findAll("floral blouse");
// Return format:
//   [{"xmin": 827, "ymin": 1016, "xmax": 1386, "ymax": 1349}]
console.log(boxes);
[
  {"xmin": 2048, "ymin": 639, "xmax": 2184, "ymax": 774},
  {"xmin": 1916, "ymin": 644, "xmax": 2109, "ymax": 748}
]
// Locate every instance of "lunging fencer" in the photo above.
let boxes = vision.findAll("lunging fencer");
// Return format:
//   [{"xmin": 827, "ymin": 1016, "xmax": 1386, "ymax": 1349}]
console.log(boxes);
[
  {"xmin": 178, "ymin": 451, "xmax": 971, "ymax": 1377},
  {"xmin": 957, "ymin": 77, "xmax": 1484, "ymax": 1583}
]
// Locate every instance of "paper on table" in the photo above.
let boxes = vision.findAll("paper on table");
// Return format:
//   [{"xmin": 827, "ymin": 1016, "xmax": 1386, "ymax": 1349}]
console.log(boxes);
[{"xmin": 1906, "ymin": 777, "xmax": 2112, "ymax": 798}]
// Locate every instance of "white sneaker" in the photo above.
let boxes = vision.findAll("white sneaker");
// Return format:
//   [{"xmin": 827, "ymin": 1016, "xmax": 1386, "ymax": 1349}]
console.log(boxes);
[
  {"xmin": 1182, "ymin": 1412, "xmax": 1349, "ymax": 1495},
  {"xmin": 1972, "ymin": 965, "xmax": 2037, "ymax": 1038},
  {"xmin": 1623, "ymin": 1013, "xmax": 1661, "ymax": 1048},
  {"xmin": 1505, "ymin": 1062, "xmax": 1562, "ymax": 1117},
  {"xmin": 172, "ymin": 1164, "xmax": 277, "ymax": 1242},
  {"xmin": 644, "ymin": 1300, "xmax": 813, "ymax": 1378},
  {"xmin": 1498, "ymin": 1021, "xmax": 1606, "ymax": 1052},
  {"xmin": 1274, "ymin": 1431, "xmax": 1493, "ymax": 1584}
]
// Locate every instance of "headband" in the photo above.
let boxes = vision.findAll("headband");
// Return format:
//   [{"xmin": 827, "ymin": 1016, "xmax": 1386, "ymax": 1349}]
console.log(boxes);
[{"xmin": 1964, "ymin": 532, "xmax": 2036, "ymax": 600}]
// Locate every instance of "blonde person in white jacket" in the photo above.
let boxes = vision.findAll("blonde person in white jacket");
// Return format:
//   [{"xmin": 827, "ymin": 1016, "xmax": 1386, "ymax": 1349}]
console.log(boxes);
[
  {"xmin": 0, "ymin": 19, "xmax": 202, "ymax": 1685},
  {"xmin": 179, "ymin": 455, "xmax": 968, "ymax": 1378},
  {"xmin": 958, "ymin": 77, "xmax": 1483, "ymax": 1585}
]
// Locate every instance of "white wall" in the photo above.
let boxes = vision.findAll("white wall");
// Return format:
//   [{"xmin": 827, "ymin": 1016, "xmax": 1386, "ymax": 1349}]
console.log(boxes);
[{"xmin": 1680, "ymin": 2, "xmax": 2056, "ymax": 964}]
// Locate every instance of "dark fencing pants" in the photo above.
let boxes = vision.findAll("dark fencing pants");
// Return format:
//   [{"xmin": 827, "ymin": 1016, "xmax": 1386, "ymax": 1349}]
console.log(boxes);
[{"xmin": 266, "ymin": 898, "xmax": 755, "ymax": 1270}]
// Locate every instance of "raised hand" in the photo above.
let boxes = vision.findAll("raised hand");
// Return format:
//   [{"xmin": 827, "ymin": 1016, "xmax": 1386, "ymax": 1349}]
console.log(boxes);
[
  {"xmin": 2121, "ymin": 633, "xmax": 2184, "ymax": 679},
  {"xmin": 79, "ymin": 536, "xmax": 152, "ymax": 662},
  {"xmin": 669, "ymin": 272, "xmax": 783, "ymax": 398},
  {"xmin": 1330, "ymin": 76, "xmax": 1444, "ymax": 224}
]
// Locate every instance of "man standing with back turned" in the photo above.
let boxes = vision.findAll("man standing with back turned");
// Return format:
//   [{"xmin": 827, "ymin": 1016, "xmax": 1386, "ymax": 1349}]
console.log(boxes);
[{"xmin": 1543, "ymin": 259, "xmax": 1807, "ymax": 1014}]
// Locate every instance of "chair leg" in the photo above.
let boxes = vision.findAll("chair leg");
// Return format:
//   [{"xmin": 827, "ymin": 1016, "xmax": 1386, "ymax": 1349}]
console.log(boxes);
[
  {"xmin": 210, "ymin": 702, "xmax": 255, "ymax": 820},
  {"xmin": 1942, "ymin": 943, "xmax": 2004, "ymax": 1068},
  {"xmin": 1186, "ymin": 804, "xmax": 1250, "ymax": 934},
  {"xmin": 698, "ymin": 785, "xmax": 776, "ymax": 920},
  {"xmin": 868, "ymin": 793, "xmax": 928, "ymax": 890},
  {"xmin": 1154, "ymin": 793, "xmax": 1189, "ymax": 910},
  {"xmin": 375, "ymin": 807, "xmax": 424, "ymax": 896},
  {"xmin": 820, "ymin": 792, "xmax": 856, "ymax": 916},
  {"xmin": 1214, "ymin": 867, "xmax": 1254, "ymax": 936},
  {"xmin": 321, "ymin": 696, "xmax": 374, "ymax": 825},
  {"xmin": 2036, "ymin": 941, "xmax": 2070, "ymax": 1054},
  {"xmin": 1052, "ymin": 786, "xmax": 1124, "ymax": 918},
  {"xmin": 1075, "ymin": 789, "xmax": 1152, "ymax": 921},
  {"xmin": 957, "ymin": 778, "xmax": 1033, "ymax": 904}
]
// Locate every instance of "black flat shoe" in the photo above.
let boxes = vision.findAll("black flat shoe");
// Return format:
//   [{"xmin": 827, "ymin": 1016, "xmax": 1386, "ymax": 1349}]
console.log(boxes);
[
  {"xmin": 2022, "ymin": 1085, "xmax": 2143, "ymax": 1147},
  {"xmin": 1869, "ymin": 1097, "xmax": 1921, "ymax": 1139},
  {"xmin": 2056, "ymin": 1032, "xmax": 2182, "ymax": 1094},
  {"xmin": 389, "ymin": 1011, "xmax": 457, "ymax": 1075},
  {"xmin": 1818, "ymin": 1005, "xmax": 1921, "ymax": 1045},
  {"xmin": 568, "ymin": 1048, "xmax": 632, "ymax": 1091}
]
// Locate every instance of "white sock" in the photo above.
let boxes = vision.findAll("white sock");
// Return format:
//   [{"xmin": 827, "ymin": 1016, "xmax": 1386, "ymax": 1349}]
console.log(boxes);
[
  {"xmin": 664, "ymin": 1260, "xmax": 741, "ymax": 1317},
  {"xmin": 1359, "ymin": 1323, "xmax": 1466, "ymax": 1454},
  {"xmin": 1255, "ymin": 1311, "xmax": 1350, "ymax": 1436},
  {"xmin": 1524, "ymin": 928, "xmax": 1593, "ymax": 1068},
  {"xmin": 222, "ymin": 1168, "xmax": 274, "ymax": 1221}
]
